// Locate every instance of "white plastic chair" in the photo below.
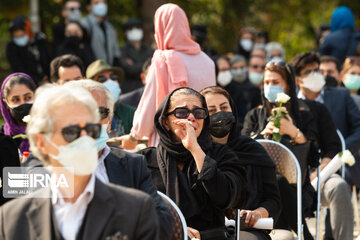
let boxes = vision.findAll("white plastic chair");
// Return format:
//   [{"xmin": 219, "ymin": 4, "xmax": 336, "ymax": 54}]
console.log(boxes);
[
  {"xmin": 257, "ymin": 139, "xmax": 303, "ymax": 239},
  {"xmin": 157, "ymin": 191, "xmax": 188, "ymax": 240}
]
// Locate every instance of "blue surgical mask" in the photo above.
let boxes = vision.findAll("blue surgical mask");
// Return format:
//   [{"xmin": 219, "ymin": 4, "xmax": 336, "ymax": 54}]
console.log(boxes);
[
  {"xmin": 96, "ymin": 124, "xmax": 109, "ymax": 151},
  {"xmin": 92, "ymin": 2, "xmax": 108, "ymax": 17},
  {"xmin": 264, "ymin": 85, "xmax": 284, "ymax": 103},
  {"xmin": 103, "ymin": 79, "xmax": 121, "ymax": 101},
  {"xmin": 344, "ymin": 74, "xmax": 360, "ymax": 91},
  {"xmin": 13, "ymin": 35, "xmax": 29, "ymax": 47},
  {"xmin": 68, "ymin": 8, "xmax": 81, "ymax": 21},
  {"xmin": 249, "ymin": 72, "xmax": 264, "ymax": 85}
]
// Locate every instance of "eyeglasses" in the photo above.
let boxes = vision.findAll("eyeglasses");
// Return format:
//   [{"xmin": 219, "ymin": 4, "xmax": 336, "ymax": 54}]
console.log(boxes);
[
  {"xmin": 68, "ymin": 7, "xmax": 80, "ymax": 11},
  {"xmin": 301, "ymin": 68, "xmax": 319, "ymax": 77},
  {"xmin": 266, "ymin": 59, "xmax": 286, "ymax": 68},
  {"xmin": 97, "ymin": 74, "xmax": 120, "ymax": 83},
  {"xmin": 250, "ymin": 64, "xmax": 265, "ymax": 70},
  {"xmin": 61, "ymin": 123, "xmax": 101, "ymax": 143},
  {"xmin": 98, "ymin": 106, "xmax": 110, "ymax": 119},
  {"xmin": 166, "ymin": 107, "xmax": 208, "ymax": 119}
]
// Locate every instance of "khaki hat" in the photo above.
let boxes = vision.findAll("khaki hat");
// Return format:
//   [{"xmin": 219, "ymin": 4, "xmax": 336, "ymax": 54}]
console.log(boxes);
[{"xmin": 86, "ymin": 60, "xmax": 124, "ymax": 84}]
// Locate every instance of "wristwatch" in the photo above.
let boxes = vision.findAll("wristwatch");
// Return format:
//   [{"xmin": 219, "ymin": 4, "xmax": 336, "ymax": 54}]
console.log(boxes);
[{"xmin": 291, "ymin": 128, "xmax": 301, "ymax": 143}]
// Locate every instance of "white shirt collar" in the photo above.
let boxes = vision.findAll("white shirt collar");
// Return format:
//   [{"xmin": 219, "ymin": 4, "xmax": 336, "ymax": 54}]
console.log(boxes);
[{"xmin": 297, "ymin": 88, "xmax": 325, "ymax": 104}]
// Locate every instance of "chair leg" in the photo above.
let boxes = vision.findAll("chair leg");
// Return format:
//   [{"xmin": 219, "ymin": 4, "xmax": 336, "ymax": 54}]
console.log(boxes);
[{"xmin": 353, "ymin": 186, "xmax": 360, "ymax": 229}]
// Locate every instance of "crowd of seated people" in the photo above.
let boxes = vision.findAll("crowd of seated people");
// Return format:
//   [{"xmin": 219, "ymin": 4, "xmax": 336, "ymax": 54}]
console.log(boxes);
[{"xmin": 1, "ymin": 2, "xmax": 360, "ymax": 240}]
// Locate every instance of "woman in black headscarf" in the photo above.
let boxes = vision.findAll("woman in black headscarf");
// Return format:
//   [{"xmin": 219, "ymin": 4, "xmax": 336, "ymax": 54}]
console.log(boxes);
[
  {"xmin": 201, "ymin": 86, "xmax": 280, "ymax": 240},
  {"xmin": 240, "ymin": 60, "xmax": 319, "ymax": 240},
  {"xmin": 141, "ymin": 87, "xmax": 246, "ymax": 240}
]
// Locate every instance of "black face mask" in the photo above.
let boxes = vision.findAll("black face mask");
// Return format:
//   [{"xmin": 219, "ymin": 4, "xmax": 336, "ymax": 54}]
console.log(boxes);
[
  {"xmin": 10, "ymin": 103, "xmax": 32, "ymax": 124},
  {"xmin": 64, "ymin": 36, "xmax": 81, "ymax": 48},
  {"xmin": 325, "ymin": 74, "xmax": 338, "ymax": 88},
  {"xmin": 209, "ymin": 111, "xmax": 236, "ymax": 138}
]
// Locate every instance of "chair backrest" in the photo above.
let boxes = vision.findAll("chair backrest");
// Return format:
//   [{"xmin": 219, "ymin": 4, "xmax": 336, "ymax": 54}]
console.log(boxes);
[
  {"xmin": 257, "ymin": 139, "xmax": 302, "ymax": 239},
  {"xmin": 157, "ymin": 191, "xmax": 187, "ymax": 240},
  {"xmin": 257, "ymin": 139, "xmax": 298, "ymax": 184}
]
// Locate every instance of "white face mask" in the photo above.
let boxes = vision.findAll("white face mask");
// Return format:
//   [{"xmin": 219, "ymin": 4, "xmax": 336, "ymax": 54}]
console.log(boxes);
[
  {"xmin": 231, "ymin": 67, "xmax": 248, "ymax": 83},
  {"xmin": 240, "ymin": 39, "xmax": 253, "ymax": 52},
  {"xmin": 127, "ymin": 28, "xmax": 143, "ymax": 42},
  {"xmin": 103, "ymin": 79, "xmax": 121, "ymax": 101},
  {"xmin": 47, "ymin": 136, "xmax": 98, "ymax": 175},
  {"xmin": 301, "ymin": 72, "xmax": 325, "ymax": 93},
  {"xmin": 249, "ymin": 72, "xmax": 264, "ymax": 85},
  {"xmin": 217, "ymin": 70, "xmax": 232, "ymax": 87}
]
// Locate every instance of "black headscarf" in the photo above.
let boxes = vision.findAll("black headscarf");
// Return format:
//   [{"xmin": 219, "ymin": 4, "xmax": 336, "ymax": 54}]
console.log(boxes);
[{"xmin": 154, "ymin": 87, "xmax": 212, "ymax": 218}]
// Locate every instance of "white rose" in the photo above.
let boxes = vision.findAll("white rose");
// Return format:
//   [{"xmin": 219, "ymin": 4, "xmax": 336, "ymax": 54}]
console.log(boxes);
[
  {"xmin": 273, "ymin": 127, "xmax": 279, "ymax": 133},
  {"xmin": 22, "ymin": 115, "xmax": 30, "ymax": 123},
  {"xmin": 341, "ymin": 150, "xmax": 355, "ymax": 166},
  {"xmin": 271, "ymin": 107, "xmax": 287, "ymax": 116},
  {"xmin": 276, "ymin": 93, "xmax": 291, "ymax": 104}
]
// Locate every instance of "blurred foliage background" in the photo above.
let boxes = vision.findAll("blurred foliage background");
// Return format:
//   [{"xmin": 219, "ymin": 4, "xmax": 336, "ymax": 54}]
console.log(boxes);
[{"xmin": 0, "ymin": 0, "xmax": 360, "ymax": 82}]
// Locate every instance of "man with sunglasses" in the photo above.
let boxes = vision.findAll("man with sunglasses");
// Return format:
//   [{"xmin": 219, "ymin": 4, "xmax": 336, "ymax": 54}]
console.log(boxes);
[
  {"xmin": 291, "ymin": 51, "xmax": 360, "ymax": 240},
  {"xmin": 52, "ymin": 0, "xmax": 82, "ymax": 55},
  {"xmin": 1, "ymin": 84, "xmax": 158, "ymax": 240},
  {"xmin": 248, "ymin": 55, "xmax": 266, "ymax": 89},
  {"xmin": 67, "ymin": 80, "xmax": 173, "ymax": 240}
]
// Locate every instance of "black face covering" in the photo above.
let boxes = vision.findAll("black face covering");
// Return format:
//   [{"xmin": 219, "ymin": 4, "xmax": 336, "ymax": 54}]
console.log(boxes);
[
  {"xmin": 209, "ymin": 111, "xmax": 236, "ymax": 138},
  {"xmin": 64, "ymin": 36, "xmax": 81, "ymax": 48},
  {"xmin": 325, "ymin": 74, "xmax": 338, "ymax": 88},
  {"xmin": 10, "ymin": 103, "xmax": 32, "ymax": 124}
]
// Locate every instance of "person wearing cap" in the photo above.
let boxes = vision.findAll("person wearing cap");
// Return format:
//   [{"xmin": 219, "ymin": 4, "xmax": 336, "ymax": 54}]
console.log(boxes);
[
  {"xmin": 120, "ymin": 18, "xmax": 154, "ymax": 93},
  {"xmin": 86, "ymin": 59, "xmax": 135, "ymax": 137},
  {"xmin": 81, "ymin": 0, "xmax": 120, "ymax": 66},
  {"xmin": 6, "ymin": 16, "xmax": 50, "ymax": 85}
]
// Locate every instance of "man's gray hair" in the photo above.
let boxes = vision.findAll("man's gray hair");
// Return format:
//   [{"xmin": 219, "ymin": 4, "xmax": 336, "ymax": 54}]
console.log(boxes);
[
  {"xmin": 27, "ymin": 84, "xmax": 99, "ymax": 164},
  {"xmin": 66, "ymin": 79, "xmax": 115, "ymax": 116},
  {"xmin": 265, "ymin": 42, "xmax": 286, "ymax": 59},
  {"xmin": 230, "ymin": 54, "xmax": 247, "ymax": 66}
]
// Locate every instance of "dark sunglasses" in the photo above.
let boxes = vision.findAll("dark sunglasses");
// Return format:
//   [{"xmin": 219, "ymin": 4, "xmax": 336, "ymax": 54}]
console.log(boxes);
[
  {"xmin": 266, "ymin": 59, "xmax": 286, "ymax": 68},
  {"xmin": 250, "ymin": 64, "xmax": 265, "ymax": 70},
  {"xmin": 166, "ymin": 107, "xmax": 208, "ymax": 119},
  {"xmin": 97, "ymin": 74, "xmax": 119, "ymax": 83},
  {"xmin": 61, "ymin": 123, "xmax": 101, "ymax": 143},
  {"xmin": 98, "ymin": 106, "xmax": 110, "ymax": 120}
]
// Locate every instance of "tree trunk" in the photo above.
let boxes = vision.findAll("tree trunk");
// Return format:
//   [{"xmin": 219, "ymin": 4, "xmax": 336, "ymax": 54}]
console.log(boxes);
[{"xmin": 140, "ymin": 0, "xmax": 166, "ymax": 46}]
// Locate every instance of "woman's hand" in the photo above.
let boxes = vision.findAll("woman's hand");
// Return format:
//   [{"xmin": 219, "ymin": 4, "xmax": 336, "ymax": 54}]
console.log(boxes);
[
  {"xmin": 240, "ymin": 209, "xmax": 262, "ymax": 227},
  {"xmin": 172, "ymin": 120, "xmax": 199, "ymax": 151},
  {"xmin": 116, "ymin": 134, "xmax": 138, "ymax": 150},
  {"xmin": 172, "ymin": 119, "xmax": 206, "ymax": 172},
  {"xmin": 278, "ymin": 114, "xmax": 298, "ymax": 137},
  {"xmin": 187, "ymin": 227, "xmax": 201, "ymax": 240}
]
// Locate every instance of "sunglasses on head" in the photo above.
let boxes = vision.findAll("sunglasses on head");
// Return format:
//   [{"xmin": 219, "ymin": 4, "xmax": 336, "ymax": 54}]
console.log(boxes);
[
  {"xmin": 97, "ymin": 74, "xmax": 120, "ymax": 83},
  {"xmin": 266, "ymin": 59, "xmax": 286, "ymax": 68},
  {"xmin": 98, "ymin": 106, "xmax": 110, "ymax": 120},
  {"xmin": 166, "ymin": 107, "xmax": 208, "ymax": 119},
  {"xmin": 61, "ymin": 123, "xmax": 101, "ymax": 143}
]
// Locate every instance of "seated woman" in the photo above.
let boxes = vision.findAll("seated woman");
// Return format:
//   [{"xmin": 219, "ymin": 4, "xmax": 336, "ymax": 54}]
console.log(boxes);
[
  {"xmin": 341, "ymin": 57, "xmax": 360, "ymax": 108},
  {"xmin": 200, "ymin": 86, "xmax": 281, "ymax": 240},
  {"xmin": 141, "ymin": 87, "xmax": 246, "ymax": 240},
  {"xmin": 0, "ymin": 73, "xmax": 36, "ymax": 154},
  {"xmin": 241, "ymin": 61, "xmax": 319, "ymax": 240}
]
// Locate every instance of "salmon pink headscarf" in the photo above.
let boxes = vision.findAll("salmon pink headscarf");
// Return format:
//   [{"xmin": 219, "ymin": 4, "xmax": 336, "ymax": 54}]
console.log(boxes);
[{"xmin": 152, "ymin": 3, "xmax": 201, "ymax": 107}]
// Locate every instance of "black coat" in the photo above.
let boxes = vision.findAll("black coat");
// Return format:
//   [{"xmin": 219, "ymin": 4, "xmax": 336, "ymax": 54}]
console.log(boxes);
[
  {"xmin": 141, "ymin": 143, "xmax": 247, "ymax": 232},
  {"xmin": 6, "ymin": 33, "xmax": 50, "ymax": 85},
  {"xmin": 23, "ymin": 147, "xmax": 173, "ymax": 240},
  {"xmin": 104, "ymin": 147, "xmax": 173, "ymax": 240},
  {"xmin": 0, "ymin": 132, "xmax": 20, "ymax": 206}
]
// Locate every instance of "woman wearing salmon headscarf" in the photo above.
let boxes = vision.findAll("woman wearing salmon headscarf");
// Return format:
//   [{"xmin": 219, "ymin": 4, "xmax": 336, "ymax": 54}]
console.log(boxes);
[{"xmin": 119, "ymin": 3, "xmax": 216, "ymax": 149}]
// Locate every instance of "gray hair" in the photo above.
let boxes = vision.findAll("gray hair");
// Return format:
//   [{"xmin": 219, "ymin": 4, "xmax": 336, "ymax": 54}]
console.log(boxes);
[
  {"xmin": 27, "ymin": 84, "xmax": 99, "ymax": 164},
  {"xmin": 265, "ymin": 42, "xmax": 286, "ymax": 59},
  {"xmin": 230, "ymin": 54, "xmax": 247, "ymax": 66},
  {"xmin": 65, "ymin": 79, "xmax": 115, "ymax": 116}
]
